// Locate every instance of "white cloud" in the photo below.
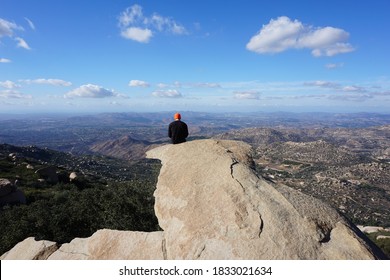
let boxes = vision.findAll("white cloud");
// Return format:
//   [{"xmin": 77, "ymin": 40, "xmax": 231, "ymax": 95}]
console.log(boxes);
[
  {"xmin": 148, "ymin": 14, "xmax": 187, "ymax": 34},
  {"xmin": 157, "ymin": 83, "xmax": 169, "ymax": 88},
  {"xmin": 152, "ymin": 89, "xmax": 182, "ymax": 98},
  {"xmin": 118, "ymin": 4, "xmax": 143, "ymax": 27},
  {"xmin": 0, "ymin": 18, "xmax": 32, "ymax": 50},
  {"xmin": 0, "ymin": 18, "xmax": 22, "ymax": 37},
  {"xmin": 246, "ymin": 16, "xmax": 354, "ymax": 57},
  {"xmin": 0, "ymin": 90, "xmax": 32, "ymax": 99},
  {"xmin": 120, "ymin": 27, "xmax": 152, "ymax": 43},
  {"xmin": 15, "ymin": 37, "xmax": 31, "ymax": 50},
  {"xmin": 305, "ymin": 80, "xmax": 368, "ymax": 94},
  {"xmin": 156, "ymin": 82, "xmax": 179, "ymax": 88},
  {"xmin": 118, "ymin": 4, "xmax": 187, "ymax": 43},
  {"xmin": 22, "ymin": 78, "xmax": 72, "ymax": 86},
  {"xmin": 128, "ymin": 79, "xmax": 150, "ymax": 87},
  {"xmin": 156, "ymin": 81, "xmax": 220, "ymax": 89},
  {"xmin": 304, "ymin": 80, "xmax": 340, "ymax": 88},
  {"xmin": 192, "ymin": 82, "xmax": 221, "ymax": 88},
  {"xmin": 0, "ymin": 58, "xmax": 11, "ymax": 63},
  {"xmin": 0, "ymin": 80, "xmax": 20, "ymax": 89},
  {"xmin": 64, "ymin": 84, "xmax": 119, "ymax": 98},
  {"xmin": 233, "ymin": 91, "xmax": 261, "ymax": 99},
  {"xmin": 342, "ymin": 85, "xmax": 366, "ymax": 93},
  {"xmin": 25, "ymin": 17, "xmax": 35, "ymax": 30},
  {"xmin": 311, "ymin": 43, "xmax": 354, "ymax": 57},
  {"xmin": 328, "ymin": 93, "xmax": 373, "ymax": 102}
]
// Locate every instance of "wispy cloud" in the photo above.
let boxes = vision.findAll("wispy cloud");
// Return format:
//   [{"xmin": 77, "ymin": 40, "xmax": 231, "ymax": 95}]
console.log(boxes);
[
  {"xmin": 233, "ymin": 91, "xmax": 261, "ymax": 99},
  {"xmin": 0, "ymin": 58, "xmax": 11, "ymax": 63},
  {"xmin": 342, "ymin": 85, "xmax": 367, "ymax": 93},
  {"xmin": 304, "ymin": 80, "xmax": 340, "ymax": 88},
  {"xmin": 22, "ymin": 78, "xmax": 72, "ymax": 86},
  {"xmin": 157, "ymin": 81, "xmax": 182, "ymax": 88},
  {"xmin": 152, "ymin": 89, "xmax": 182, "ymax": 98},
  {"xmin": 304, "ymin": 80, "xmax": 368, "ymax": 93},
  {"xmin": 191, "ymin": 82, "xmax": 221, "ymax": 88},
  {"xmin": 156, "ymin": 81, "xmax": 220, "ymax": 89},
  {"xmin": 0, "ymin": 18, "xmax": 31, "ymax": 50},
  {"xmin": 328, "ymin": 93, "xmax": 373, "ymax": 102},
  {"xmin": 24, "ymin": 17, "xmax": 35, "ymax": 30},
  {"xmin": 0, "ymin": 18, "xmax": 23, "ymax": 37},
  {"xmin": 0, "ymin": 90, "xmax": 32, "ymax": 99},
  {"xmin": 64, "ymin": 84, "xmax": 120, "ymax": 98},
  {"xmin": 128, "ymin": 79, "xmax": 150, "ymax": 87},
  {"xmin": 118, "ymin": 4, "xmax": 187, "ymax": 43},
  {"xmin": 302, "ymin": 80, "xmax": 390, "ymax": 101},
  {"xmin": 0, "ymin": 80, "xmax": 20, "ymax": 89},
  {"xmin": 15, "ymin": 37, "xmax": 31, "ymax": 50},
  {"xmin": 246, "ymin": 16, "xmax": 355, "ymax": 57}
]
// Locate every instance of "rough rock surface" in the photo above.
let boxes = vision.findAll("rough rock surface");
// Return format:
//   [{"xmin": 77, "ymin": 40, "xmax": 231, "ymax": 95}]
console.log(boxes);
[
  {"xmin": 145, "ymin": 139, "xmax": 383, "ymax": 260},
  {"xmin": 1, "ymin": 140, "xmax": 385, "ymax": 259},
  {"xmin": 1, "ymin": 237, "xmax": 58, "ymax": 260},
  {"xmin": 48, "ymin": 230, "xmax": 165, "ymax": 260}
]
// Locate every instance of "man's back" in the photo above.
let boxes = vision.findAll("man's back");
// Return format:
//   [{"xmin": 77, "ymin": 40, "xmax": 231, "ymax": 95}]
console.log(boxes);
[{"xmin": 168, "ymin": 119, "xmax": 188, "ymax": 144}]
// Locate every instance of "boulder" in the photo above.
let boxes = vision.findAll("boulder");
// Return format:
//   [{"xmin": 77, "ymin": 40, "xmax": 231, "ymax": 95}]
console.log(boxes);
[
  {"xmin": 357, "ymin": 226, "xmax": 384, "ymax": 234},
  {"xmin": 377, "ymin": 235, "xmax": 390, "ymax": 240},
  {"xmin": 48, "ymin": 230, "xmax": 165, "ymax": 260},
  {"xmin": 35, "ymin": 166, "xmax": 58, "ymax": 184},
  {"xmin": 145, "ymin": 139, "xmax": 384, "ymax": 260},
  {"xmin": 0, "ymin": 178, "xmax": 15, "ymax": 197},
  {"xmin": 26, "ymin": 164, "xmax": 34, "ymax": 170},
  {"xmin": 0, "ymin": 179, "xmax": 25, "ymax": 206},
  {"xmin": 1, "ymin": 237, "xmax": 58, "ymax": 260},
  {"xmin": 69, "ymin": 172, "xmax": 77, "ymax": 181}
]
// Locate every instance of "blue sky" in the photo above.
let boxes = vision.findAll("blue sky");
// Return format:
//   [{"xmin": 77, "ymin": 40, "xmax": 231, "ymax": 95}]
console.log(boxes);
[{"xmin": 1, "ymin": 0, "xmax": 390, "ymax": 114}]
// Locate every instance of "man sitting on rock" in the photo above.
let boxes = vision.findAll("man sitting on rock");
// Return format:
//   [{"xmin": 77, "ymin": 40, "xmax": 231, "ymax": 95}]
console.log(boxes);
[{"xmin": 168, "ymin": 113, "xmax": 189, "ymax": 144}]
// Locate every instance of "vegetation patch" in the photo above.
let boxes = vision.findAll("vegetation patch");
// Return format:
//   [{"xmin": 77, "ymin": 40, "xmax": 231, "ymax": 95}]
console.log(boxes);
[
  {"xmin": 365, "ymin": 231, "xmax": 390, "ymax": 258},
  {"xmin": 0, "ymin": 147, "xmax": 161, "ymax": 256}
]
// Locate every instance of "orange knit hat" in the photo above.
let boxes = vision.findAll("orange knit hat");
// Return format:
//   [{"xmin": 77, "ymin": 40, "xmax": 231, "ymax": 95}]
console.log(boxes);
[{"xmin": 174, "ymin": 113, "xmax": 181, "ymax": 120}]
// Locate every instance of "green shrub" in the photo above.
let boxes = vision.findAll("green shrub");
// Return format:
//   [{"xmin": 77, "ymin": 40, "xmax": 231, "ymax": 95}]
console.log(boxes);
[
  {"xmin": 366, "ymin": 231, "xmax": 390, "ymax": 259},
  {"xmin": 0, "ymin": 178, "xmax": 159, "ymax": 256}
]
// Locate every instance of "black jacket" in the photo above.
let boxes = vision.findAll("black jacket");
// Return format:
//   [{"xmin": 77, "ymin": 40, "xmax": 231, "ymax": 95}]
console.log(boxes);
[{"xmin": 168, "ymin": 120, "xmax": 189, "ymax": 144}]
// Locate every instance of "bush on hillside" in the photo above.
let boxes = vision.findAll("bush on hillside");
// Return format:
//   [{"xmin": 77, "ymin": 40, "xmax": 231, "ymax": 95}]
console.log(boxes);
[{"xmin": 0, "ymin": 178, "xmax": 159, "ymax": 256}]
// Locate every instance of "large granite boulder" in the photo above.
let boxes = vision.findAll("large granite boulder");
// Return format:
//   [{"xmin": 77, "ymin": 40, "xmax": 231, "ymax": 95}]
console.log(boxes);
[{"xmin": 145, "ymin": 139, "xmax": 383, "ymax": 259}]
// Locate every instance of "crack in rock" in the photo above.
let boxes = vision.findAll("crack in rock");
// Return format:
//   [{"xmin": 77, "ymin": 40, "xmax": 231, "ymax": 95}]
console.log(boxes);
[
  {"xmin": 162, "ymin": 237, "xmax": 167, "ymax": 260},
  {"xmin": 230, "ymin": 157, "xmax": 263, "ymax": 238}
]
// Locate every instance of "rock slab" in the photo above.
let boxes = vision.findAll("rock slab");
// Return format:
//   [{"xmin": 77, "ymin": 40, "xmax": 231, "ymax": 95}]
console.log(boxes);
[{"xmin": 146, "ymin": 139, "xmax": 383, "ymax": 259}]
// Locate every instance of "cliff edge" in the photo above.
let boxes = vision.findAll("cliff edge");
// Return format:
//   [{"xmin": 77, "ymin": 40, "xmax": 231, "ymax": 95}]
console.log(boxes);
[{"xmin": 1, "ymin": 139, "xmax": 385, "ymax": 259}]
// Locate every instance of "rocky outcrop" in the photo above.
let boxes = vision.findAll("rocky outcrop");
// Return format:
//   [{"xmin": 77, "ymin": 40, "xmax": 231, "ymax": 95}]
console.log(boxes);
[
  {"xmin": 144, "ymin": 140, "xmax": 384, "ymax": 259},
  {"xmin": 35, "ymin": 166, "xmax": 58, "ymax": 184},
  {"xmin": 0, "ymin": 237, "xmax": 58, "ymax": 260},
  {"xmin": 0, "ymin": 178, "xmax": 26, "ymax": 206},
  {"xmin": 48, "ymin": 230, "xmax": 165, "ymax": 260},
  {"xmin": 1, "ymin": 140, "xmax": 386, "ymax": 260}
]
